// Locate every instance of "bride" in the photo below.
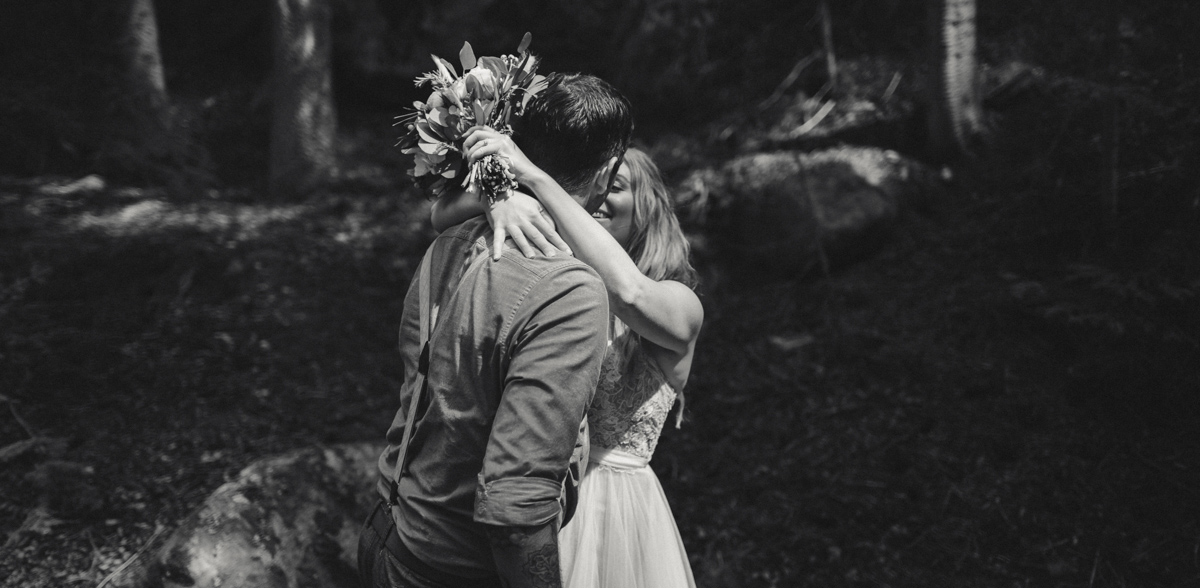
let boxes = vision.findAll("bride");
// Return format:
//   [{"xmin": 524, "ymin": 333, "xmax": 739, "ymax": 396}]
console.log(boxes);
[{"xmin": 433, "ymin": 131, "xmax": 703, "ymax": 588}]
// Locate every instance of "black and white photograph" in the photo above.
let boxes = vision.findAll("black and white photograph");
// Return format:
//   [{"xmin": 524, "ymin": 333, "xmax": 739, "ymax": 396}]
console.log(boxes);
[{"xmin": 1, "ymin": 1, "xmax": 1197, "ymax": 587}]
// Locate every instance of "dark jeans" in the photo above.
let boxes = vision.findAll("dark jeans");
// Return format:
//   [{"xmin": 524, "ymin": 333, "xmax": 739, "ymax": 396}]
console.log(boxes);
[{"xmin": 357, "ymin": 500, "xmax": 503, "ymax": 588}]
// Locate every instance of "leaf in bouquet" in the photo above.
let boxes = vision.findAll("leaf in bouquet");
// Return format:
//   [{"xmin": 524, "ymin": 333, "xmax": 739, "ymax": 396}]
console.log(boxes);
[
  {"xmin": 415, "ymin": 121, "xmax": 442, "ymax": 144},
  {"xmin": 521, "ymin": 54, "xmax": 541, "ymax": 76},
  {"xmin": 397, "ymin": 132, "xmax": 419, "ymax": 151},
  {"xmin": 445, "ymin": 79, "xmax": 467, "ymax": 108},
  {"xmin": 465, "ymin": 75, "xmax": 483, "ymax": 102},
  {"xmin": 414, "ymin": 72, "xmax": 443, "ymax": 88},
  {"xmin": 474, "ymin": 68, "xmax": 500, "ymax": 100},
  {"xmin": 426, "ymin": 91, "xmax": 446, "ymax": 110},
  {"xmin": 473, "ymin": 101, "xmax": 488, "ymax": 126},
  {"xmin": 413, "ymin": 153, "xmax": 432, "ymax": 176},
  {"xmin": 394, "ymin": 109, "xmax": 419, "ymax": 126},
  {"xmin": 520, "ymin": 75, "xmax": 548, "ymax": 111},
  {"xmin": 518, "ymin": 32, "xmax": 532, "ymax": 54},
  {"xmin": 477, "ymin": 57, "xmax": 509, "ymax": 81},
  {"xmin": 418, "ymin": 140, "xmax": 446, "ymax": 155},
  {"xmin": 509, "ymin": 56, "xmax": 541, "ymax": 93},
  {"xmin": 432, "ymin": 55, "xmax": 458, "ymax": 83},
  {"xmin": 426, "ymin": 106, "xmax": 448, "ymax": 127},
  {"xmin": 459, "ymin": 42, "xmax": 477, "ymax": 72},
  {"xmin": 509, "ymin": 54, "xmax": 529, "ymax": 85}
]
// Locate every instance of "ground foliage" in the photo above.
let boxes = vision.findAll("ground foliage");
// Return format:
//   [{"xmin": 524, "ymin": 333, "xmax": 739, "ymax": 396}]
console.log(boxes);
[{"xmin": 2, "ymin": 0, "xmax": 1200, "ymax": 587}]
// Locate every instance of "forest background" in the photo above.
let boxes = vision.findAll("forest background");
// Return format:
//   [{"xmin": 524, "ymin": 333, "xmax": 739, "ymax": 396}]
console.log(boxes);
[{"xmin": 1, "ymin": 0, "xmax": 1198, "ymax": 587}]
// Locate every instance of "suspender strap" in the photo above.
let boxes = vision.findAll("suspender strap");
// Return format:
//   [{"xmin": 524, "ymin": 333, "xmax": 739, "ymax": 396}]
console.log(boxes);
[{"xmin": 391, "ymin": 243, "xmax": 489, "ymax": 494}]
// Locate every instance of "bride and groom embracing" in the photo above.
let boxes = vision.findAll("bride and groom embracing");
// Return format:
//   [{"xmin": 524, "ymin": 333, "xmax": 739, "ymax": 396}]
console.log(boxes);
[{"xmin": 358, "ymin": 71, "xmax": 704, "ymax": 588}]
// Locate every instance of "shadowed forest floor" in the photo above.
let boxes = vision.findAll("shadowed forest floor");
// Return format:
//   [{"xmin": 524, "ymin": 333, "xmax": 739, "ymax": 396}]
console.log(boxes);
[
  {"xmin": 3, "ymin": 1, "xmax": 1200, "ymax": 581},
  {"xmin": 2, "ymin": 103, "xmax": 1198, "ymax": 587}
]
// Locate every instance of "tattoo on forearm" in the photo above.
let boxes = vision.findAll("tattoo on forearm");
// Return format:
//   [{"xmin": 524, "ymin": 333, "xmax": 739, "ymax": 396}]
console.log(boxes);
[
  {"xmin": 485, "ymin": 525, "xmax": 561, "ymax": 588},
  {"xmin": 523, "ymin": 544, "xmax": 559, "ymax": 588}
]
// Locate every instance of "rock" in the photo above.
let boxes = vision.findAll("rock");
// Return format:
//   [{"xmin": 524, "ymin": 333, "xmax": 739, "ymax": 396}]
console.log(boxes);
[
  {"xmin": 37, "ymin": 175, "xmax": 106, "ymax": 196},
  {"xmin": 108, "ymin": 442, "xmax": 385, "ymax": 588},
  {"xmin": 678, "ymin": 146, "xmax": 942, "ymax": 278}
]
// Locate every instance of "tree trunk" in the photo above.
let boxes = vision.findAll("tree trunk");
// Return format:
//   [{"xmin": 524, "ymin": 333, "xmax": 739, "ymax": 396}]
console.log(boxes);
[
  {"xmin": 121, "ymin": 0, "xmax": 170, "ymax": 126},
  {"xmin": 927, "ymin": 0, "xmax": 985, "ymax": 159},
  {"xmin": 270, "ymin": 0, "xmax": 337, "ymax": 199},
  {"xmin": 103, "ymin": 0, "xmax": 172, "ymax": 136}
]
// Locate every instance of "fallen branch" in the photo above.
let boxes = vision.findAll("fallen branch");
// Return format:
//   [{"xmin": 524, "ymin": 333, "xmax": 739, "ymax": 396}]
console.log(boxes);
[
  {"xmin": 1, "ymin": 394, "xmax": 38, "ymax": 438},
  {"xmin": 882, "ymin": 72, "xmax": 902, "ymax": 102},
  {"xmin": 757, "ymin": 53, "xmax": 820, "ymax": 110},
  {"xmin": 95, "ymin": 523, "xmax": 167, "ymax": 588},
  {"xmin": 793, "ymin": 100, "xmax": 836, "ymax": 136}
]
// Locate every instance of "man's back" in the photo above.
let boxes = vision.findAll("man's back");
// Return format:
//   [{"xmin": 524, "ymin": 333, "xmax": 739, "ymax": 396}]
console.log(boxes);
[{"xmin": 376, "ymin": 218, "xmax": 609, "ymax": 579}]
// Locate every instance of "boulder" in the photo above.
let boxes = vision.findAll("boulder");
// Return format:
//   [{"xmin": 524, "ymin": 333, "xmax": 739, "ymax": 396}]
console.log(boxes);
[
  {"xmin": 109, "ymin": 442, "xmax": 385, "ymax": 588},
  {"xmin": 679, "ymin": 146, "xmax": 942, "ymax": 278}
]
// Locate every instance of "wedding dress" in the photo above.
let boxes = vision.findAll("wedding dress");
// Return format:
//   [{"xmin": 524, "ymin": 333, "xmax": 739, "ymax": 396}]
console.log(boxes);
[{"xmin": 559, "ymin": 326, "xmax": 697, "ymax": 588}]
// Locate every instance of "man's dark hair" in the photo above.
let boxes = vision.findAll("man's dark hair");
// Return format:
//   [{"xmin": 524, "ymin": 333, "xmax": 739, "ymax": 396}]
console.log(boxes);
[{"xmin": 514, "ymin": 72, "xmax": 634, "ymax": 200}]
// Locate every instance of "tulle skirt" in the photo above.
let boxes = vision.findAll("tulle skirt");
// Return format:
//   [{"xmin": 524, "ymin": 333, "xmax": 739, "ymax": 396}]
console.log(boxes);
[{"xmin": 559, "ymin": 446, "xmax": 697, "ymax": 588}]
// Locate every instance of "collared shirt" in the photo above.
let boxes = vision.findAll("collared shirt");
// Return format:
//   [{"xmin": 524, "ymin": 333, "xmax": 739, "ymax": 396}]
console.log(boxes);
[{"xmin": 377, "ymin": 218, "xmax": 608, "ymax": 578}]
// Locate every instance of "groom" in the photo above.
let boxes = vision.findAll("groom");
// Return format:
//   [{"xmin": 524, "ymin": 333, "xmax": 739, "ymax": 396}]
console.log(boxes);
[{"xmin": 359, "ymin": 72, "xmax": 634, "ymax": 588}]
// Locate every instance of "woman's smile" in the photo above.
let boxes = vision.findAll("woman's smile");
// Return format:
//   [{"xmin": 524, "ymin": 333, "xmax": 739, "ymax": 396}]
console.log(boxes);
[{"xmin": 598, "ymin": 166, "xmax": 634, "ymax": 247}]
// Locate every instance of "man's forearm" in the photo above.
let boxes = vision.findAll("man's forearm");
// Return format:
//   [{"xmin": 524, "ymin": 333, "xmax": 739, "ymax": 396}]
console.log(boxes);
[
  {"xmin": 430, "ymin": 186, "xmax": 485, "ymax": 231},
  {"xmin": 484, "ymin": 521, "xmax": 561, "ymax": 588}
]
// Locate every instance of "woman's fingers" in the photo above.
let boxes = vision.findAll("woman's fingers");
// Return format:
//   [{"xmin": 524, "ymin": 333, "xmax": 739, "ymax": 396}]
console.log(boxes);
[
  {"xmin": 492, "ymin": 224, "xmax": 507, "ymax": 261},
  {"xmin": 463, "ymin": 131, "xmax": 495, "ymax": 164},
  {"xmin": 463, "ymin": 127, "xmax": 501, "ymax": 151},
  {"xmin": 508, "ymin": 228, "xmax": 537, "ymax": 258},
  {"xmin": 524, "ymin": 224, "xmax": 558, "ymax": 257},
  {"xmin": 462, "ymin": 126, "xmax": 490, "ymax": 145},
  {"xmin": 465, "ymin": 141, "xmax": 488, "ymax": 166},
  {"xmin": 530, "ymin": 215, "xmax": 571, "ymax": 255}
]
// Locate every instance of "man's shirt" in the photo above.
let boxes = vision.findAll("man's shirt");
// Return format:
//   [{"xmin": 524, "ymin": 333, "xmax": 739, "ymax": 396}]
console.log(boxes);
[{"xmin": 377, "ymin": 218, "xmax": 608, "ymax": 578}]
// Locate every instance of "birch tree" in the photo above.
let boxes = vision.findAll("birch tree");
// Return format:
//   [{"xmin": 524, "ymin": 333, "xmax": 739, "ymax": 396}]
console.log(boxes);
[
  {"xmin": 117, "ymin": 0, "xmax": 170, "ymax": 130},
  {"xmin": 927, "ymin": 0, "xmax": 987, "ymax": 158}
]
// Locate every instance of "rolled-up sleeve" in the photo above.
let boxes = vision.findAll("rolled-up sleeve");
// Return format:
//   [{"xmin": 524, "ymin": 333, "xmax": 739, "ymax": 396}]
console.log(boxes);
[{"xmin": 473, "ymin": 264, "xmax": 608, "ymax": 527}]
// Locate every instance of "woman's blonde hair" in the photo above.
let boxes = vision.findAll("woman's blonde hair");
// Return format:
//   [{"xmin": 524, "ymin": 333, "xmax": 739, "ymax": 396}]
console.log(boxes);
[
  {"xmin": 621, "ymin": 148, "xmax": 697, "ymax": 288},
  {"xmin": 611, "ymin": 147, "xmax": 697, "ymax": 426}
]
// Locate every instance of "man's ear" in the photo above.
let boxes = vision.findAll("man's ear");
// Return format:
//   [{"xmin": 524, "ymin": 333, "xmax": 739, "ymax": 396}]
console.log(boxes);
[{"xmin": 583, "ymin": 156, "xmax": 619, "ymax": 214}]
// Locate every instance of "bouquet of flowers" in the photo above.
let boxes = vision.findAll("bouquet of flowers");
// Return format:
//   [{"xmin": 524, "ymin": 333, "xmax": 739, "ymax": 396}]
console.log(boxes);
[{"xmin": 396, "ymin": 33, "xmax": 547, "ymax": 203}]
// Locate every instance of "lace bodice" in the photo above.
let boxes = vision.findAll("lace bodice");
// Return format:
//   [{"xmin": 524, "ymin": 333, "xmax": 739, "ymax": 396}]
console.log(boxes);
[{"xmin": 588, "ymin": 328, "xmax": 677, "ymax": 460}]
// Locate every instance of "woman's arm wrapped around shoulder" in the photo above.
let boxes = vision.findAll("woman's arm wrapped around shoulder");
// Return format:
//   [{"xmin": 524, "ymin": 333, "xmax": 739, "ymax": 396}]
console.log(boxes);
[
  {"xmin": 430, "ymin": 180, "xmax": 570, "ymax": 260},
  {"xmin": 466, "ymin": 128, "xmax": 703, "ymax": 388}
]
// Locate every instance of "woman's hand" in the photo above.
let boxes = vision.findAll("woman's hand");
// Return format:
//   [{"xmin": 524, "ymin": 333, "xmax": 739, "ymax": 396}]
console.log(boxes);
[
  {"xmin": 484, "ymin": 191, "xmax": 571, "ymax": 260},
  {"xmin": 463, "ymin": 127, "xmax": 544, "ymax": 186},
  {"xmin": 464, "ymin": 127, "xmax": 568, "ymax": 259}
]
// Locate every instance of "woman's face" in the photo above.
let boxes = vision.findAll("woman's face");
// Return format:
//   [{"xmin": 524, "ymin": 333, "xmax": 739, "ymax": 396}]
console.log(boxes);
[{"xmin": 591, "ymin": 164, "xmax": 634, "ymax": 249}]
